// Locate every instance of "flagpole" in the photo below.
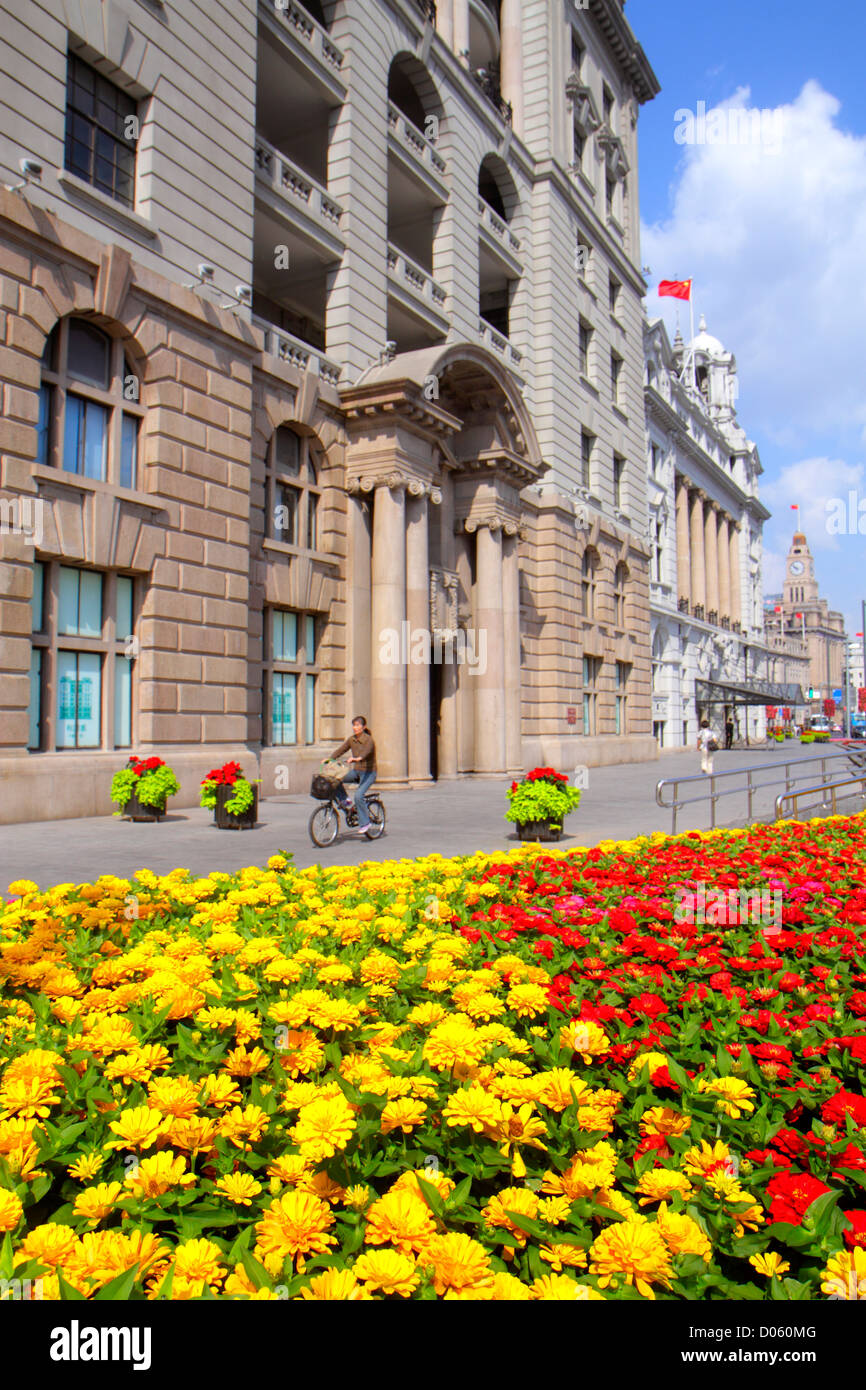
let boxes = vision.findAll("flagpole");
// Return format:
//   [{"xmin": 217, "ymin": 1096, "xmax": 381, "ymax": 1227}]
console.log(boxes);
[{"xmin": 689, "ymin": 282, "xmax": 696, "ymax": 391}]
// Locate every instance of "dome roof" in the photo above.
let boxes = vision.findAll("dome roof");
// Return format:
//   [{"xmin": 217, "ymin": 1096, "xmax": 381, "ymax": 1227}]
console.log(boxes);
[
  {"xmin": 690, "ymin": 314, "xmax": 724, "ymax": 356},
  {"xmin": 792, "ymin": 531, "xmax": 807, "ymax": 547}
]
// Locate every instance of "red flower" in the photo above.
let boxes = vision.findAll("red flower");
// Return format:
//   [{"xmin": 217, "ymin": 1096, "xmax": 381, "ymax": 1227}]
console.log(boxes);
[
  {"xmin": 842, "ymin": 1210, "xmax": 866, "ymax": 1249},
  {"xmin": 822, "ymin": 1090, "xmax": 866, "ymax": 1129},
  {"xmin": 766, "ymin": 1172, "xmax": 833, "ymax": 1226}
]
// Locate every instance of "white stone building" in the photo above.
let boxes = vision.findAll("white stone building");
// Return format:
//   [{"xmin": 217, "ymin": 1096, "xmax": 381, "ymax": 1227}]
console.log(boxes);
[{"xmin": 644, "ymin": 315, "xmax": 800, "ymax": 749}]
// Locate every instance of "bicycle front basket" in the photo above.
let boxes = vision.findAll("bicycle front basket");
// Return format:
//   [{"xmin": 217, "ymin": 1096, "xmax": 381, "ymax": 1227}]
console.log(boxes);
[{"xmin": 310, "ymin": 774, "xmax": 335, "ymax": 800}]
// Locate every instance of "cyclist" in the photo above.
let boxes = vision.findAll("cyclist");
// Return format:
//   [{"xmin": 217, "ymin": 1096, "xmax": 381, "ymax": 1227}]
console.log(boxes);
[{"xmin": 332, "ymin": 715, "xmax": 377, "ymax": 836}]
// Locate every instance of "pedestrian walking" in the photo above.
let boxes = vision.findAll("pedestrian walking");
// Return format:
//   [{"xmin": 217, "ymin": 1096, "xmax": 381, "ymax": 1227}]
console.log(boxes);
[
  {"xmin": 724, "ymin": 717, "xmax": 734, "ymax": 750},
  {"xmin": 698, "ymin": 718, "xmax": 719, "ymax": 775}
]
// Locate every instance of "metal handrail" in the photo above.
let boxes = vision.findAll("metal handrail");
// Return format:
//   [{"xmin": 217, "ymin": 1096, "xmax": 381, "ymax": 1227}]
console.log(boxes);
[
  {"xmin": 655, "ymin": 750, "xmax": 850, "ymax": 835},
  {"xmin": 776, "ymin": 775, "xmax": 866, "ymax": 821}
]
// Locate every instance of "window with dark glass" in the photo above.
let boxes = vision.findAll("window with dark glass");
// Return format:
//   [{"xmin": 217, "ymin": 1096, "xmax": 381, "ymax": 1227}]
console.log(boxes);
[
  {"xmin": 65, "ymin": 53, "xmax": 137, "ymax": 208},
  {"xmin": 264, "ymin": 608, "xmax": 319, "ymax": 746},
  {"xmin": 39, "ymin": 318, "xmax": 143, "ymax": 489},
  {"xmin": 266, "ymin": 426, "xmax": 321, "ymax": 551}
]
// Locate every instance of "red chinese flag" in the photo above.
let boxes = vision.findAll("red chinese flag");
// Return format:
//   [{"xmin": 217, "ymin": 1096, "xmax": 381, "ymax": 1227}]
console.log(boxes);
[
  {"xmin": 859, "ymin": 687, "xmax": 866, "ymax": 713},
  {"xmin": 658, "ymin": 279, "xmax": 692, "ymax": 301}
]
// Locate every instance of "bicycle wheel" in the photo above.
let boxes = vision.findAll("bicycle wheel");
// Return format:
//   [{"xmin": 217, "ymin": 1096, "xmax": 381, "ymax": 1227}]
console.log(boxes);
[
  {"xmin": 309, "ymin": 804, "xmax": 339, "ymax": 847},
  {"xmin": 365, "ymin": 798, "xmax": 386, "ymax": 840}
]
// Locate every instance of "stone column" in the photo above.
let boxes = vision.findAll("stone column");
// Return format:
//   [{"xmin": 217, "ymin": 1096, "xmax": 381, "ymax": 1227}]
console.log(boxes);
[
  {"xmin": 718, "ymin": 513, "xmax": 731, "ymax": 621},
  {"xmin": 675, "ymin": 476, "xmax": 691, "ymax": 608},
  {"xmin": 502, "ymin": 529, "xmax": 522, "ymax": 771},
  {"xmin": 346, "ymin": 488, "xmax": 372, "ymax": 723},
  {"xmin": 473, "ymin": 521, "xmax": 506, "ymax": 773},
  {"xmin": 371, "ymin": 478, "xmax": 407, "ymax": 782},
  {"xmin": 705, "ymin": 500, "xmax": 719, "ymax": 621},
  {"xmin": 406, "ymin": 484, "xmax": 431, "ymax": 785},
  {"xmin": 435, "ymin": 0, "xmax": 454, "ymax": 46},
  {"xmin": 689, "ymin": 489, "xmax": 706, "ymax": 612},
  {"xmin": 500, "ymin": 0, "xmax": 524, "ymax": 135},
  {"xmin": 729, "ymin": 525, "xmax": 741, "ymax": 629},
  {"xmin": 453, "ymin": 0, "xmax": 469, "ymax": 63}
]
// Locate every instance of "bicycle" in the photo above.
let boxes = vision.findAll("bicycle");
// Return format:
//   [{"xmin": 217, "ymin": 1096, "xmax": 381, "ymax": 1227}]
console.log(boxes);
[{"xmin": 308, "ymin": 770, "xmax": 386, "ymax": 847}]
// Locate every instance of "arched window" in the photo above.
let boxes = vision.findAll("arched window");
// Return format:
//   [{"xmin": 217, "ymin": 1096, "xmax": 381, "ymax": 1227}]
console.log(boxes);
[
  {"xmin": 266, "ymin": 425, "xmax": 320, "ymax": 551},
  {"xmin": 581, "ymin": 546, "xmax": 598, "ymax": 619},
  {"xmin": 614, "ymin": 562, "xmax": 628, "ymax": 626},
  {"xmin": 38, "ymin": 318, "xmax": 143, "ymax": 489}
]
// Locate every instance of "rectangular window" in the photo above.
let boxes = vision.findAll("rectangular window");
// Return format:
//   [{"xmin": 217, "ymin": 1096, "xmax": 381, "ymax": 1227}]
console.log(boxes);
[
  {"xmin": 59, "ymin": 566, "xmax": 103, "ymax": 637},
  {"xmin": 305, "ymin": 673, "xmax": 315, "ymax": 745},
  {"xmin": 274, "ymin": 484, "xmax": 300, "ymax": 545},
  {"xmin": 571, "ymin": 35, "xmax": 583, "ymax": 75},
  {"xmin": 65, "ymin": 53, "xmax": 137, "ymax": 208},
  {"xmin": 120, "ymin": 414, "xmax": 138, "ymax": 490},
  {"xmin": 613, "ymin": 453, "xmax": 625, "ymax": 509},
  {"xmin": 56, "ymin": 649, "xmax": 101, "ymax": 748},
  {"xmin": 63, "ymin": 395, "xmax": 108, "ymax": 480},
  {"xmin": 305, "ymin": 615, "xmax": 316, "ymax": 663},
  {"xmin": 306, "ymin": 493, "xmax": 318, "ymax": 551},
  {"xmin": 611, "ymin": 353, "xmax": 622, "ymax": 403},
  {"xmin": 606, "ymin": 177, "xmax": 616, "ymax": 219},
  {"xmin": 603, "ymin": 85, "xmax": 614, "ymax": 124},
  {"xmin": 577, "ymin": 236, "xmax": 591, "ymax": 284},
  {"xmin": 28, "ymin": 648, "xmax": 42, "ymax": 750},
  {"xmin": 578, "ymin": 320, "xmax": 591, "ymax": 377},
  {"xmin": 580, "ymin": 431, "xmax": 593, "ymax": 488},
  {"xmin": 37, "ymin": 386, "xmax": 51, "ymax": 464},
  {"xmin": 572, "ymin": 127, "xmax": 585, "ymax": 170},
  {"xmin": 609, "ymin": 275, "xmax": 621, "ymax": 315},
  {"xmin": 114, "ymin": 653, "xmax": 132, "ymax": 747},
  {"xmin": 615, "ymin": 695, "xmax": 626, "ymax": 735},
  {"xmin": 273, "ymin": 610, "xmax": 298, "ymax": 662},
  {"xmin": 31, "ymin": 562, "xmax": 44, "ymax": 633},
  {"xmin": 116, "ymin": 576, "xmax": 134, "ymax": 642},
  {"xmin": 272, "ymin": 670, "xmax": 297, "ymax": 745}
]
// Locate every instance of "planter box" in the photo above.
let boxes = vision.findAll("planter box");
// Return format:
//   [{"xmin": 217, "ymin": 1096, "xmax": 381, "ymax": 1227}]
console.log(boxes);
[
  {"xmin": 215, "ymin": 782, "xmax": 258, "ymax": 830},
  {"xmin": 124, "ymin": 788, "xmax": 166, "ymax": 822},
  {"xmin": 516, "ymin": 818, "xmax": 562, "ymax": 843}
]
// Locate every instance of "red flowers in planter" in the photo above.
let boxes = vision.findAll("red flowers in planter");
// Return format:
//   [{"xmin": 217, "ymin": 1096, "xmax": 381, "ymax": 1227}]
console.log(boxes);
[
  {"xmin": 526, "ymin": 766, "xmax": 569, "ymax": 783},
  {"xmin": 201, "ymin": 760, "xmax": 242, "ymax": 787},
  {"xmin": 128, "ymin": 756, "xmax": 165, "ymax": 777}
]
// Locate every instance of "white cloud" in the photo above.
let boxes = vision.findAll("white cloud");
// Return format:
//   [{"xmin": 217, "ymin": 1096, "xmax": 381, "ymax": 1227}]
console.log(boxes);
[
  {"xmin": 761, "ymin": 456, "xmax": 865, "ymax": 551},
  {"xmin": 642, "ymin": 82, "xmax": 866, "ymax": 446}
]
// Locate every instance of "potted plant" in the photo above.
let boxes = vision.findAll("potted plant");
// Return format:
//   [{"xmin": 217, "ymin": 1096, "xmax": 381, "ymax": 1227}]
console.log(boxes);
[
  {"xmin": 506, "ymin": 766, "xmax": 581, "ymax": 842},
  {"xmin": 200, "ymin": 760, "xmax": 259, "ymax": 830},
  {"xmin": 800, "ymin": 731, "xmax": 815, "ymax": 744},
  {"xmin": 111, "ymin": 756, "xmax": 180, "ymax": 821}
]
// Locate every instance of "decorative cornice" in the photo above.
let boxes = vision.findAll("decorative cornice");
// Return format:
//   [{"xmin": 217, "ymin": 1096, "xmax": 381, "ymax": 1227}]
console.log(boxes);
[{"xmin": 340, "ymin": 381, "xmax": 462, "ymax": 440}]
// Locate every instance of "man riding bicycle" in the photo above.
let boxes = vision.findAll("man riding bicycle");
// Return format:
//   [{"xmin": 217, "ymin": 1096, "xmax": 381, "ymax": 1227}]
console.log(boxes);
[{"xmin": 332, "ymin": 716, "xmax": 376, "ymax": 836}]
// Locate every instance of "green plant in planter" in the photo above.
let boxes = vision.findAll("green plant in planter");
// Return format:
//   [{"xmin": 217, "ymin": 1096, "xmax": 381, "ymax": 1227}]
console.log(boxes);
[
  {"xmin": 200, "ymin": 761, "xmax": 258, "ymax": 816},
  {"xmin": 505, "ymin": 766, "xmax": 581, "ymax": 829},
  {"xmin": 111, "ymin": 756, "xmax": 180, "ymax": 815},
  {"xmin": 800, "ymin": 732, "xmax": 815, "ymax": 744}
]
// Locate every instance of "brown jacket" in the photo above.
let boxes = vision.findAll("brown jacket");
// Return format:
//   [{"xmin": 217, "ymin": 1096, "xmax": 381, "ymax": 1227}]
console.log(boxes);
[{"xmin": 333, "ymin": 729, "xmax": 376, "ymax": 772}]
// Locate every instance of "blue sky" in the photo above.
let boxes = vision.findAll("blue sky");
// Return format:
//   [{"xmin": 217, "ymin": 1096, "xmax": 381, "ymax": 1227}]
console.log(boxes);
[{"xmin": 629, "ymin": 0, "xmax": 866, "ymax": 635}]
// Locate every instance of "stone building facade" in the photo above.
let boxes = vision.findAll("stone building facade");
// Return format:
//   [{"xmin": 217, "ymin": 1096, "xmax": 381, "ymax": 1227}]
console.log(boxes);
[
  {"xmin": 645, "ymin": 315, "xmax": 801, "ymax": 748},
  {"xmin": 0, "ymin": 0, "xmax": 659, "ymax": 823},
  {"xmin": 767, "ymin": 530, "xmax": 845, "ymax": 715}
]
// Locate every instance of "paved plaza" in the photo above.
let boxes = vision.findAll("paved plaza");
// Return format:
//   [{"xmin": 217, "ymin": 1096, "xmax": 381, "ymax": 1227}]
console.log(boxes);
[{"xmin": 1, "ymin": 744, "xmax": 861, "ymax": 889}]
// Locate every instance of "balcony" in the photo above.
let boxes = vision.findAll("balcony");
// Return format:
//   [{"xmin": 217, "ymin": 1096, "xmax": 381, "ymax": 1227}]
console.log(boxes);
[
  {"xmin": 707, "ymin": 609, "xmax": 718, "ymax": 627},
  {"xmin": 478, "ymin": 197, "xmax": 522, "ymax": 275},
  {"xmin": 470, "ymin": 65, "xmax": 512, "ymax": 125},
  {"xmin": 387, "ymin": 244, "xmax": 449, "ymax": 343},
  {"xmin": 265, "ymin": 0, "xmax": 345, "ymax": 99},
  {"xmin": 478, "ymin": 319, "xmax": 523, "ymax": 373},
  {"xmin": 677, "ymin": 597, "xmax": 689, "ymax": 614},
  {"xmin": 253, "ymin": 315, "xmax": 341, "ymax": 389},
  {"xmin": 255, "ymin": 136, "xmax": 344, "ymax": 256},
  {"xmin": 387, "ymin": 102, "xmax": 448, "ymax": 197}
]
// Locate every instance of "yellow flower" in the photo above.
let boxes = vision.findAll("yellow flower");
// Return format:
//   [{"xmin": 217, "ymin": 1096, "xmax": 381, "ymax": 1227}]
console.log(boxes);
[
  {"xmin": 106, "ymin": 1106, "xmax": 168, "ymax": 1150},
  {"xmin": 627, "ymin": 1051, "xmax": 670, "ymax": 1082},
  {"xmin": 290, "ymin": 1095, "xmax": 356, "ymax": 1162},
  {"xmin": 538, "ymin": 1195, "xmax": 571, "ymax": 1225},
  {"xmin": 589, "ymin": 1220, "xmax": 673, "ymax": 1299},
  {"xmin": 217, "ymin": 1104, "xmax": 271, "ymax": 1149},
  {"xmin": 422, "ymin": 1015, "xmax": 486, "ymax": 1071},
  {"xmin": 482, "ymin": 1187, "xmax": 539, "ymax": 1246},
  {"xmin": 655, "ymin": 1203, "xmax": 712, "ymax": 1263},
  {"xmin": 537, "ymin": 1069, "xmax": 589, "ymax": 1112},
  {"xmin": 639, "ymin": 1106, "xmax": 692, "ymax": 1138},
  {"xmin": 749, "ymin": 1252, "xmax": 791, "ymax": 1278},
  {"xmin": 124, "ymin": 1150, "xmax": 195, "ymax": 1198},
  {"xmin": 531, "ymin": 1274, "xmax": 605, "ymax": 1301},
  {"xmin": 635, "ymin": 1169, "xmax": 694, "ymax": 1206},
  {"xmin": 353, "ymin": 1249, "xmax": 420, "ymax": 1297},
  {"xmin": 0, "ymin": 1076, "xmax": 60, "ymax": 1118},
  {"xmin": 559, "ymin": 1019, "xmax": 610, "ymax": 1063},
  {"xmin": 820, "ymin": 1248, "xmax": 866, "ymax": 1301},
  {"xmin": 17, "ymin": 1222, "xmax": 79, "ymax": 1268},
  {"xmin": 696, "ymin": 1076, "xmax": 756, "ymax": 1118},
  {"xmin": 255, "ymin": 1190, "xmax": 336, "ymax": 1274},
  {"xmin": 422, "ymin": 1232, "xmax": 494, "ymax": 1298},
  {"xmin": 682, "ymin": 1139, "xmax": 732, "ymax": 1176},
  {"xmin": 299, "ymin": 1269, "xmax": 371, "ymax": 1300},
  {"xmin": 539, "ymin": 1242, "xmax": 588, "ymax": 1271},
  {"xmin": 73, "ymin": 1182, "xmax": 124, "ymax": 1223},
  {"xmin": 380, "ymin": 1097, "xmax": 427, "ymax": 1135},
  {"xmin": 442, "ymin": 1085, "xmax": 502, "ymax": 1134},
  {"xmin": 364, "ymin": 1189, "xmax": 437, "ymax": 1256},
  {"xmin": 215, "ymin": 1172, "xmax": 263, "ymax": 1205},
  {"xmin": 0, "ymin": 1189, "xmax": 23, "ymax": 1232},
  {"xmin": 67, "ymin": 1152, "xmax": 105, "ymax": 1182},
  {"xmin": 505, "ymin": 983, "xmax": 549, "ymax": 1018}
]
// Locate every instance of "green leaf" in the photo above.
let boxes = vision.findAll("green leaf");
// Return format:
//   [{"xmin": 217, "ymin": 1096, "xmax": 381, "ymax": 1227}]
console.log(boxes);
[
  {"xmin": 95, "ymin": 1263, "xmax": 140, "ymax": 1301},
  {"xmin": 56, "ymin": 1268, "xmax": 86, "ymax": 1301},
  {"xmin": 503, "ymin": 1210, "xmax": 548, "ymax": 1241},
  {"xmin": 0, "ymin": 1233, "xmax": 13, "ymax": 1279},
  {"xmin": 414, "ymin": 1174, "xmax": 446, "ymax": 1222},
  {"xmin": 240, "ymin": 1249, "xmax": 272, "ymax": 1291}
]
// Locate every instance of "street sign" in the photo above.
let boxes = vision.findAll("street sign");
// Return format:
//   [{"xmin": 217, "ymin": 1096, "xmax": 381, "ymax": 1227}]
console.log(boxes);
[{"xmin": 832, "ymin": 689, "xmax": 843, "ymax": 703}]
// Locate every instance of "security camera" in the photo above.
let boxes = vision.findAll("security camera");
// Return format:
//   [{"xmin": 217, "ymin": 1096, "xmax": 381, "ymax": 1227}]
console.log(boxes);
[
  {"xmin": 385, "ymin": 340, "xmax": 397, "ymax": 358},
  {"xmin": 19, "ymin": 157, "xmax": 42, "ymax": 181},
  {"xmin": 197, "ymin": 263, "xmax": 215, "ymax": 281},
  {"xmin": 235, "ymin": 285, "xmax": 252, "ymax": 302}
]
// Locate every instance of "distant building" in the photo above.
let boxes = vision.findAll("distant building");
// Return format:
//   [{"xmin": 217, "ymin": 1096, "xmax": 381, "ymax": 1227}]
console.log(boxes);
[{"xmin": 774, "ymin": 531, "xmax": 846, "ymax": 710}]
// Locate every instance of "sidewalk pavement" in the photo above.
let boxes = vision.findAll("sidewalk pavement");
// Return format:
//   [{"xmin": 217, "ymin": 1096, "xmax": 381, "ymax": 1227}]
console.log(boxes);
[{"xmin": 1, "ymin": 744, "xmax": 860, "ymax": 890}]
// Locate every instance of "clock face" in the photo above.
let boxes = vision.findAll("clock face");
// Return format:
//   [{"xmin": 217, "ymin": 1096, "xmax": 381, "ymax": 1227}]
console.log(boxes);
[{"xmin": 790, "ymin": 560, "xmax": 805, "ymax": 575}]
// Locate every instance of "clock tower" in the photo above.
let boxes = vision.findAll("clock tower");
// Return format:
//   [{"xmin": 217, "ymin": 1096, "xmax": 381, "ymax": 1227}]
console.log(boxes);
[{"xmin": 784, "ymin": 531, "xmax": 818, "ymax": 607}]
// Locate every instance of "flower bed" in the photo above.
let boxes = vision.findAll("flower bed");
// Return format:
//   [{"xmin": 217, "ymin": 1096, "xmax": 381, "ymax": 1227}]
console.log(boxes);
[{"xmin": 1, "ymin": 814, "xmax": 865, "ymax": 1301}]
